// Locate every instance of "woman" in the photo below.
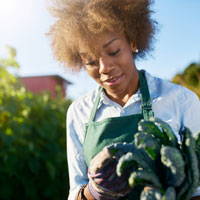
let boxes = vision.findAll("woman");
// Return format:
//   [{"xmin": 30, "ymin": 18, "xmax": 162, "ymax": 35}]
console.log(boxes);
[{"xmin": 48, "ymin": 0, "xmax": 200, "ymax": 199}]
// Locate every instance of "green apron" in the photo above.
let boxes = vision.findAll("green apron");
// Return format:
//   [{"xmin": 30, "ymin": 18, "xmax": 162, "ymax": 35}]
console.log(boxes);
[{"xmin": 83, "ymin": 70, "xmax": 154, "ymax": 199}]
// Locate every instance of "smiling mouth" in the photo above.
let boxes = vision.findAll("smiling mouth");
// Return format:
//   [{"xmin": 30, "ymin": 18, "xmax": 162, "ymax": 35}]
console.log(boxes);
[{"xmin": 103, "ymin": 74, "xmax": 124, "ymax": 86}]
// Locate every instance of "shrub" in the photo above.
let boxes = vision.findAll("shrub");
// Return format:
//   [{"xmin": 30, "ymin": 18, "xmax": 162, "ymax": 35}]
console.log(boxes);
[{"xmin": 0, "ymin": 47, "xmax": 71, "ymax": 200}]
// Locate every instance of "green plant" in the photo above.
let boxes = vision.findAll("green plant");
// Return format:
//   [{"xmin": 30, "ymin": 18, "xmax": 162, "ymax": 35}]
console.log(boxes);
[
  {"xmin": 0, "ymin": 46, "xmax": 71, "ymax": 200},
  {"xmin": 172, "ymin": 62, "xmax": 200, "ymax": 98}
]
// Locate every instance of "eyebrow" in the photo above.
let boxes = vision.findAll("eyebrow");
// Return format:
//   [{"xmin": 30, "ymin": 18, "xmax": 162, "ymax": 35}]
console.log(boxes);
[
  {"xmin": 79, "ymin": 37, "xmax": 120, "ymax": 57},
  {"xmin": 103, "ymin": 38, "xmax": 119, "ymax": 48}
]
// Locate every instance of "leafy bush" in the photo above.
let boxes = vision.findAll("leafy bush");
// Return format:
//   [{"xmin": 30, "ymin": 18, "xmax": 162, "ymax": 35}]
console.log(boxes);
[
  {"xmin": 0, "ymin": 47, "xmax": 71, "ymax": 200},
  {"xmin": 172, "ymin": 62, "xmax": 200, "ymax": 98}
]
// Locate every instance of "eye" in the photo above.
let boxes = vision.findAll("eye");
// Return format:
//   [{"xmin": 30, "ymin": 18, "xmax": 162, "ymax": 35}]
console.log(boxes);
[
  {"xmin": 85, "ymin": 60, "xmax": 99, "ymax": 66},
  {"xmin": 108, "ymin": 49, "xmax": 120, "ymax": 56}
]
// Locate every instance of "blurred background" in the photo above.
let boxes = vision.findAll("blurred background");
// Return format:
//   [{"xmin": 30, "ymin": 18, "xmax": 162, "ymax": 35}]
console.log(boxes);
[{"xmin": 0, "ymin": 0, "xmax": 200, "ymax": 199}]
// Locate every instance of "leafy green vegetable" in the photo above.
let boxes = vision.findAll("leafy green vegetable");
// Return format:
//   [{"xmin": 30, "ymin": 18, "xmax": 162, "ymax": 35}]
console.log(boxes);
[
  {"xmin": 134, "ymin": 132, "xmax": 161, "ymax": 160},
  {"xmin": 179, "ymin": 128, "xmax": 200, "ymax": 200},
  {"xmin": 160, "ymin": 146, "xmax": 185, "ymax": 187},
  {"xmin": 161, "ymin": 187, "xmax": 176, "ymax": 200},
  {"xmin": 115, "ymin": 118, "xmax": 200, "ymax": 200},
  {"xmin": 140, "ymin": 187, "xmax": 162, "ymax": 200},
  {"xmin": 129, "ymin": 169, "xmax": 161, "ymax": 188}
]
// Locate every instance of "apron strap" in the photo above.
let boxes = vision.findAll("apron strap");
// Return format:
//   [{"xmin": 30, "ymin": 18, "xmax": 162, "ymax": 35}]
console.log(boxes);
[
  {"xmin": 138, "ymin": 70, "xmax": 154, "ymax": 120},
  {"xmin": 88, "ymin": 70, "xmax": 154, "ymax": 122},
  {"xmin": 88, "ymin": 86, "xmax": 103, "ymax": 122}
]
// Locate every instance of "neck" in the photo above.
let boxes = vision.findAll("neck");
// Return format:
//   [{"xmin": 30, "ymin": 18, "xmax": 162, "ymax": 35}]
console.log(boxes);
[
  {"xmin": 109, "ymin": 93, "xmax": 136, "ymax": 107},
  {"xmin": 105, "ymin": 71, "xmax": 139, "ymax": 107}
]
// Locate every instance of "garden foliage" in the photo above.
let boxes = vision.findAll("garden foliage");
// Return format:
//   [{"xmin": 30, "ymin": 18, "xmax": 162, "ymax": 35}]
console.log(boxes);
[
  {"xmin": 172, "ymin": 62, "xmax": 200, "ymax": 98},
  {"xmin": 0, "ymin": 47, "xmax": 71, "ymax": 200}
]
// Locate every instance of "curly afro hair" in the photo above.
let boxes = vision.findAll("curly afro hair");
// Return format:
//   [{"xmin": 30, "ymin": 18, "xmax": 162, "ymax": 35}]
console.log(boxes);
[{"xmin": 48, "ymin": 0, "xmax": 157, "ymax": 70}]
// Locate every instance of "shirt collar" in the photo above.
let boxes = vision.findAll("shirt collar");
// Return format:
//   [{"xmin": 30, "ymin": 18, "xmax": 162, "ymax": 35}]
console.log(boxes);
[{"xmin": 99, "ymin": 88, "xmax": 141, "ymax": 107}]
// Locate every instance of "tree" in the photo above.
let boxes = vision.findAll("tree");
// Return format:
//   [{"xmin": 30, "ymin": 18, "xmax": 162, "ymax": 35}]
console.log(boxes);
[
  {"xmin": 0, "ymin": 47, "xmax": 71, "ymax": 200},
  {"xmin": 172, "ymin": 62, "xmax": 200, "ymax": 98}
]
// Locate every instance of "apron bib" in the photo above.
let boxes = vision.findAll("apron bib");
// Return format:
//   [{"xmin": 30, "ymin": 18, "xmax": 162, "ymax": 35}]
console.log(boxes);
[{"xmin": 83, "ymin": 70, "xmax": 154, "ymax": 200}]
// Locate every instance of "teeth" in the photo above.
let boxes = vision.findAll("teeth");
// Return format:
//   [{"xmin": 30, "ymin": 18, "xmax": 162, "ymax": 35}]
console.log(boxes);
[
  {"xmin": 102, "ymin": 75, "xmax": 122, "ymax": 83},
  {"xmin": 108, "ymin": 77, "xmax": 118, "ymax": 82}
]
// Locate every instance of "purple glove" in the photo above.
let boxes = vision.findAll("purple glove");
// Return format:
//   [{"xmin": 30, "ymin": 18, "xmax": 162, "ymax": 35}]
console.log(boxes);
[{"xmin": 88, "ymin": 144, "xmax": 133, "ymax": 200}]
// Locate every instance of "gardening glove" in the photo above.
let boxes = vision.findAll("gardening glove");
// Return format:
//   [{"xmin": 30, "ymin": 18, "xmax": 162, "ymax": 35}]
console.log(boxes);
[{"xmin": 88, "ymin": 143, "xmax": 134, "ymax": 200}]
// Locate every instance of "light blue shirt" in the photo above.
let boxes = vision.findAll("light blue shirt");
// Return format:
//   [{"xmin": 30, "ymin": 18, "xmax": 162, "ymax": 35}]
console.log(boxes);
[{"xmin": 67, "ymin": 71, "xmax": 200, "ymax": 199}]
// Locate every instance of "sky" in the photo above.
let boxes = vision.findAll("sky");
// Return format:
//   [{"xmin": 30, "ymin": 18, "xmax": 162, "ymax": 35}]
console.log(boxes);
[{"xmin": 0, "ymin": 0, "xmax": 200, "ymax": 100}]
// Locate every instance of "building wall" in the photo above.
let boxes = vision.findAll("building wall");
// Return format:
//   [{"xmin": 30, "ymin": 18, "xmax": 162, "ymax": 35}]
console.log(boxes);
[{"xmin": 20, "ymin": 76, "xmax": 66, "ymax": 98}]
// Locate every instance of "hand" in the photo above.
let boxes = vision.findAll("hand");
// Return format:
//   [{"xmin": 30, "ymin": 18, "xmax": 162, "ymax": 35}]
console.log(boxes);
[{"xmin": 88, "ymin": 143, "xmax": 134, "ymax": 200}]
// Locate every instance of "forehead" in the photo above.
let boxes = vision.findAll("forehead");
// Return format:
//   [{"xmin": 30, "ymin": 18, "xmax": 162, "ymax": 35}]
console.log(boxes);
[{"xmin": 78, "ymin": 32, "xmax": 128, "ymax": 56}]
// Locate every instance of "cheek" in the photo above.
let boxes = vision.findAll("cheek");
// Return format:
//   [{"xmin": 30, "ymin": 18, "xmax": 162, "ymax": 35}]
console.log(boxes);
[
  {"xmin": 120, "ymin": 56, "xmax": 133, "ymax": 71},
  {"xmin": 86, "ymin": 69, "xmax": 100, "ymax": 81},
  {"xmin": 119, "ymin": 48, "xmax": 133, "ymax": 66}
]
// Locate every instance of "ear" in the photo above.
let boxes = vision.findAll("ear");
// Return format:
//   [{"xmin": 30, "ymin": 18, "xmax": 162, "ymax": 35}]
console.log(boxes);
[{"xmin": 130, "ymin": 41, "xmax": 137, "ymax": 53}]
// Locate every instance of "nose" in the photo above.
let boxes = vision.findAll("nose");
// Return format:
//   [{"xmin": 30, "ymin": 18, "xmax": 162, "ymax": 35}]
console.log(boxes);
[{"xmin": 99, "ymin": 57, "xmax": 113, "ymax": 74}]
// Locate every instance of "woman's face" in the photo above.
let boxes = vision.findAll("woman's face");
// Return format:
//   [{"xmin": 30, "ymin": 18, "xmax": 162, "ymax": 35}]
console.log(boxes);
[{"xmin": 80, "ymin": 32, "xmax": 138, "ymax": 99}]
